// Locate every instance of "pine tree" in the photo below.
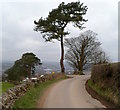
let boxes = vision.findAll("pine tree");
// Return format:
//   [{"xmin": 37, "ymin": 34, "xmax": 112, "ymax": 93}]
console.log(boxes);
[{"xmin": 34, "ymin": 2, "xmax": 88, "ymax": 73}]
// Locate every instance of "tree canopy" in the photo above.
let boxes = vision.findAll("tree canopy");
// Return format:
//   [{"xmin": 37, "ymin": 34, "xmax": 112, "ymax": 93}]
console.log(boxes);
[
  {"xmin": 65, "ymin": 30, "xmax": 109, "ymax": 74},
  {"xmin": 5, "ymin": 53, "xmax": 41, "ymax": 81},
  {"xmin": 34, "ymin": 1, "xmax": 88, "ymax": 73},
  {"xmin": 34, "ymin": 2, "xmax": 88, "ymax": 41}
]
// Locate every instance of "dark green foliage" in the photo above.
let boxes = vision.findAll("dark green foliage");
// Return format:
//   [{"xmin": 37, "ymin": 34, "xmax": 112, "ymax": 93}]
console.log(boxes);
[
  {"xmin": 5, "ymin": 63, "xmax": 27, "ymax": 81},
  {"xmin": 21, "ymin": 53, "xmax": 42, "ymax": 76},
  {"xmin": 5, "ymin": 53, "xmax": 41, "ymax": 81},
  {"xmin": 5, "ymin": 59, "xmax": 27, "ymax": 81},
  {"xmin": 34, "ymin": 2, "xmax": 88, "ymax": 41},
  {"xmin": 34, "ymin": 1, "xmax": 88, "ymax": 73},
  {"xmin": 22, "ymin": 53, "xmax": 41, "ymax": 67}
]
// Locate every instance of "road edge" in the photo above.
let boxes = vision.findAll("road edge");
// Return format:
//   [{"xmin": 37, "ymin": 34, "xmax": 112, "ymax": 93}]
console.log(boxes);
[{"xmin": 85, "ymin": 80, "xmax": 118, "ymax": 108}]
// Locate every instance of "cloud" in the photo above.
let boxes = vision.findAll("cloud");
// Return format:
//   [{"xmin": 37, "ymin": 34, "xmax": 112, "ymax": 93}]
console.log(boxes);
[{"xmin": 1, "ymin": 0, "xmax": 118, "ymax": 62}]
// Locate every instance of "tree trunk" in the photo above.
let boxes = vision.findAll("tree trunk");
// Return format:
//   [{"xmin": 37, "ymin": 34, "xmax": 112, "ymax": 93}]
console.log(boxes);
[
  {"xmin": 78, "ymin": 44, "xmax": 85, "ymax": 74},
  {"xmin": 60, "ymin": 36, "xmax": 65, "ymax": 73},
  {"xmin": 27, "ymin": 66, "xmax": 31, "ymax": 78},
  {"xmin": 79, "ymin": 60, "xmax": 83, "ymax": 74}
]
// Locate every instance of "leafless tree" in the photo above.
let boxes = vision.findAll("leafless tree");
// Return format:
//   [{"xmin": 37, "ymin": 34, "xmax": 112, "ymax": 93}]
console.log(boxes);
[
  {"xmin": 92, "ymin": 49, "xmax": 109, "ymax": 65},
  {"xmin": 65, "ymin": 30, "xmax": 109, "ymax": 74}
]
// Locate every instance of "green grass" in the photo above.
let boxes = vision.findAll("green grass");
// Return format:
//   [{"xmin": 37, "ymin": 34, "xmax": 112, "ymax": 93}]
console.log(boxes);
[
  {"xmin": 87, "ymin": 79, "xmax": 119, "ymax": 107},
  {"xmin": 13, "ymin": 76, "xmax": 67, "ymax": 109},
  {"xmin": 0, "ymin": 82, "xmax": 15, "ymax": 96}
]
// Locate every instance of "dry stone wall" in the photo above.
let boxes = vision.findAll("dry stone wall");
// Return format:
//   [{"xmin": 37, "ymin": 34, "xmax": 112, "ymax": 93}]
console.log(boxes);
[{"xmin": 1, "ymin": 74, "xmax": 64, "ymax": 109}]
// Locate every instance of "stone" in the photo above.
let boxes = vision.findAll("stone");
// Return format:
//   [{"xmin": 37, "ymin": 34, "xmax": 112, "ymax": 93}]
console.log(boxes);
[{"xmin": 1, "ymin": 74, "xmax": 62, "ymax": 110}]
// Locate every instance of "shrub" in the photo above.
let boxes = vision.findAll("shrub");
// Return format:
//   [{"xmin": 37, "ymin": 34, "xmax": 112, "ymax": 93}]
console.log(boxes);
[
  {"xmin": 5, "ymin": 65, "xmax": 28, "ymax": 81},
  {"xmin": 91, "ymin": 63, "xmax": 119, "ymax": 97}
]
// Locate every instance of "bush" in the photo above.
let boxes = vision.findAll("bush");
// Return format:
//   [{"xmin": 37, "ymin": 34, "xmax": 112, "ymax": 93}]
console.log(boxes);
[
  {"xmin": 91, "ymin": 63, "xmax": 119, "ymax": 105},
  {"xmin": 91, "ymin": 63, "xmax": 118, "ymax": 87},
  {"xmin": 5, "ymin": 52, "xmax": 41, "ymax": 81},
  {"xmin": 5, "ymin": 64, "xmax": 27, "ymax": 81},
  {"xmin": 87, "ymin": 79, "xmax": 119, "ymax": 107}
]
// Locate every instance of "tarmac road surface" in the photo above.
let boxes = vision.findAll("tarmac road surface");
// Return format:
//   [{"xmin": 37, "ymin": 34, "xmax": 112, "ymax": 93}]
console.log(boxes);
[{"xmin": 38, "ymin": 75, "xmax": 105, "ymax": 108}]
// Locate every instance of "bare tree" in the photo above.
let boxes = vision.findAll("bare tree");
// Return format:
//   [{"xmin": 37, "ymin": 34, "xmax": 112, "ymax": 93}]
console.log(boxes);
[
  {"xmin": 92, "ymin": 49, "xmax": 109, "ymax": 65},
  {"xmin": 65, "ymin": 30, "xmax": 109, "ymax": 74}
]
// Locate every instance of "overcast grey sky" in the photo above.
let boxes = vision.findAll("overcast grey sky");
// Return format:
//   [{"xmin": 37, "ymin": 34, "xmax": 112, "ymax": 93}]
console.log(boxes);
[{"xmin": 0, "ymin": 0, "xmax": 119, "ymax": 62}]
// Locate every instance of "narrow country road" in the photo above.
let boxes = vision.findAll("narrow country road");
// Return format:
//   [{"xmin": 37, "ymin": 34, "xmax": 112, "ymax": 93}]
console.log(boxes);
[{"xmin": 38, "ymin": 75, "xmax": 106, "ymax": 108}]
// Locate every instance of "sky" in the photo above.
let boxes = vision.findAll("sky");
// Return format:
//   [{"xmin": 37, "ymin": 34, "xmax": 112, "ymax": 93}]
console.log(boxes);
[{"xmin": 0, "ymin": 0, "xmax": 119, "ymax": 62}]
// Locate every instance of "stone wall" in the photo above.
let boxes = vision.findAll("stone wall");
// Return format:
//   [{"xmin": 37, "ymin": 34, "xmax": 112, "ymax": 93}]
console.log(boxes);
[{"xmin": 1, "ymin": 74, "xmax": 64, "ymax": 109}]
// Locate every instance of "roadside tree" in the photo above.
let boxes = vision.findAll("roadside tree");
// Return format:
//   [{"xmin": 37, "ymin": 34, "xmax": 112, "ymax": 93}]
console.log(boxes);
[
  {"xmin": 34, "ymin": 1, "xmax": 88, "ymax": 73},
  {"xmin": 5, "ymin": 53, "xmax": 41, "ymax": 81},
  {"xmin": 65, "ymin": 30, "xmax": 109, "ymax": 74}
]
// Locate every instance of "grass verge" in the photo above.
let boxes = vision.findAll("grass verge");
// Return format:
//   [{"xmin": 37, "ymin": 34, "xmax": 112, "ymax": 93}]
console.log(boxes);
[
  {"xmin": 87, "ymin": 79, "xmax": 119, "ymax": 107},
  {"xmin": 0, "ymin": 82, "xmax": 14, "ymax": 96},
  {"xmin": 13, "ymin": 75, "xmax": 68, "ymax": 109}
]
